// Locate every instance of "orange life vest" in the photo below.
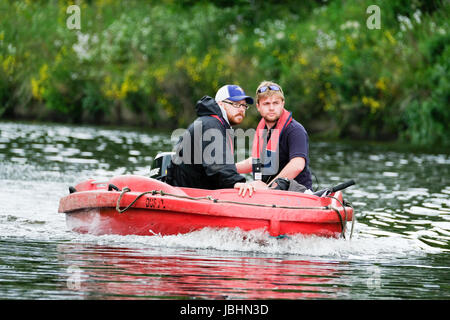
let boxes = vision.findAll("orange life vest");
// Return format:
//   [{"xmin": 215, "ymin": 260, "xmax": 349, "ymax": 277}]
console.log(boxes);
[{"xmin": 251, "ymin": 109, "xmax": 292, "ymax": 175}]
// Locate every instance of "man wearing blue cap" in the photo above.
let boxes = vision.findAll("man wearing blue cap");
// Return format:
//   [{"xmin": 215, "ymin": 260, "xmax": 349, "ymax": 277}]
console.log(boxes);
[{"xmin": 166, "ymin": 85, "xmax": 258, "ymax": 196}]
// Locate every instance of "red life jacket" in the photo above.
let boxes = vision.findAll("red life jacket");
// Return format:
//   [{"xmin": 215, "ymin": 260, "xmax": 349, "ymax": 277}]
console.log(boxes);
[{"xmin": 251, "ymin": 109, "xmax": 292, "ymax": 174}]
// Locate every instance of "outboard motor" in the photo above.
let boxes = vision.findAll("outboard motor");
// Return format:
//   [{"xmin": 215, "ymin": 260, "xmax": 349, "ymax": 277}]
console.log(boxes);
[{"xmin": 150, "ymin": 152, "xmax": 175, "ymax": 182}]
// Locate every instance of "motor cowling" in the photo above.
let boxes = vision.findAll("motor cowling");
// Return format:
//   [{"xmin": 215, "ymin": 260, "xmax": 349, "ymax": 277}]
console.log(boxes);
[{"xmin": 150, "ymin": 152, "xmax": 175, "ymax": 182}]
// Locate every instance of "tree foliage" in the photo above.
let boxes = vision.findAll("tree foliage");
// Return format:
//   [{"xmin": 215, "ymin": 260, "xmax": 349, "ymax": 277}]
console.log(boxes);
[{"xmin": 0, "ymin": 0, "xmax": 448, "ymax": 146}]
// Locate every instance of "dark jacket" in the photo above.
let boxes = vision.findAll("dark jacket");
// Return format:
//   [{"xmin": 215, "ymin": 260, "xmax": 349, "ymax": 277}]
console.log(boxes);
[{"xmin": 166, "ymin": 96, "xmax": 246, "ymax": 189}]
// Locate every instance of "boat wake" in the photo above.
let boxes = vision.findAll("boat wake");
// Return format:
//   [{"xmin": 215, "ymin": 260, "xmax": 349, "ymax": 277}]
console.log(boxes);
[{"xmin": 65, "ymin": 224, "xmax": 437, "ymax": 261}]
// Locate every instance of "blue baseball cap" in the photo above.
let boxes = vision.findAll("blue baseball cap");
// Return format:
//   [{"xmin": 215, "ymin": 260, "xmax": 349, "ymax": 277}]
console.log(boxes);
[{"xmin": 215, "ymin": 85, "xmax": 254, "ymax": 104}]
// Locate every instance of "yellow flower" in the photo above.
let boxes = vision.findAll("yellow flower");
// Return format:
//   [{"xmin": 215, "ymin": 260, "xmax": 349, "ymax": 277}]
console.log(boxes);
[
  {"xmin": 39, "ymin": 64, "xmax": 49, "ymax": 82},
  {"xmin": 31, "ymin": 78, "xmax": 41, "ymax": 100},
  {"xmin": 297, "ymin": 54, "xmax": 308, "ymax": 66},
  {"xmin": 384, "ymin": 31, "xmax": 396, "ymax": 45},
  {"xmin": 362, "ymin": 96, "xmax": 369, "ymax": 105},
  {"xmin": 30, "ymin": 64, "xmax": 50, "ymax": 100},
  {"xmin": 346, "ymin": 35, "xmax": 356, "ymax": 51},
  {"xmin": 2, "ymin": 55, "xmax": 16, "ymax": 75},
  {"xmin": 55, "ymin": 46, "xmax": 67, "ymax": 64},
  {"xmin": 254, "ymin": 40, "xmax": 264, "ymax": 48},
  {"xmin": 370, "ymin": 99, "xmax": 380, "ymax": 110},
  {"xmin": 201, "ymin": 53, "xmax": 212, "ymax": 70},
  {"xmin": 175, "ymin": 58, "xmax": 184, "ymax": 69},
  {"xmin": 375, "ymin": 77, "xmax": 387, "ymax": 91},
  {"xmin": 362, "ymin": 96, "xmax": 381, "ymax": 113},
  {"xmin": 122, "ymin": 73, "xmax": 139, "ymax": 99},
  {"xmin": 188, "ymin": 56, "xmax": 197, "ymax": 65},
  {"xmin": 153, "ymin": 67, "xmax": 167, "ymax": 83},
  {"xmin": 331, "ymin": 55, "xmax": 342, "ymax": 68}
]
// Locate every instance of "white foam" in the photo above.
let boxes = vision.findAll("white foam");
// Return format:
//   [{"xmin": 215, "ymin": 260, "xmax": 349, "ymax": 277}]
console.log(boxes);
[{"xmin": 55, "ymin": 224, "xmax": 434, "ymax": 262}]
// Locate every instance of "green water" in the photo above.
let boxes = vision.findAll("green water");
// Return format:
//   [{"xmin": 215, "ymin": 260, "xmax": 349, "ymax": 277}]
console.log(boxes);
[{"xmin": 0, "ymin": 121, "xmax": 448, "ymax": 300}]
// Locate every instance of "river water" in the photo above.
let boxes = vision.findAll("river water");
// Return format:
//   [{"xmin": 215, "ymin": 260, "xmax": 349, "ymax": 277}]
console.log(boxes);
[{"xmin": 0, "ymin": 121, "xmax": 448, "ymax": 300}]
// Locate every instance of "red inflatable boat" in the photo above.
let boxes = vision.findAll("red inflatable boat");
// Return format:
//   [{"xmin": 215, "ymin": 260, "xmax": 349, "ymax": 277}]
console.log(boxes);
[{"xmin": 58, "ymin": 175, "xmax": 354, "ymax": 238}]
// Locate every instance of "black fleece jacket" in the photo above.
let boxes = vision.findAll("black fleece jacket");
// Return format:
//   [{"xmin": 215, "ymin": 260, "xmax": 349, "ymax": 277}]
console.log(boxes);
[{"xmin": 167, "ymin": 96, "xmax": 246, "ymax": 189}]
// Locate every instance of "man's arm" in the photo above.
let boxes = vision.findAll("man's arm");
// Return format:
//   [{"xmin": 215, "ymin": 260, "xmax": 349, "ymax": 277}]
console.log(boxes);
[
  {"xmin": 236, "ymin": 157, "xmax": 253, "ymax": 174},
  {"xmin": 267, "ymin": 156, "xmax": 306, "ymax": 186}
]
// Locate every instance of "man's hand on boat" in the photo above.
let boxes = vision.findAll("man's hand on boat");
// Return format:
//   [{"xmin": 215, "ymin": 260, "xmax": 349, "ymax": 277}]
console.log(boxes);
[{"xmin": 234, "ymin": 181, "xmax": 268, "ymax": 197}]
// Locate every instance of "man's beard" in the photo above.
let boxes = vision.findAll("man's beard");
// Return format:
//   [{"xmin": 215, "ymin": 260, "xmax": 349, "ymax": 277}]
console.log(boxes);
[{"xmin": 229, "ymin": 113, "xmax": 244, "ymax": 125}]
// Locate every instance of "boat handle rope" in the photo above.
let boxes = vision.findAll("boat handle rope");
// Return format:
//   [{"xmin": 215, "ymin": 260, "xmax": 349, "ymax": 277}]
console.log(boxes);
[
  {"xmin": 115, "ymin": 187, "xmax": 356, "ymax": 239},
  {"xmin": 347, "ymin": 201, "xmax": 356, "ymax": 239},
  {"xmin": 116, "ymin": 187, "xmax": 331, "ymax": 212},
  {"xmin": 327, "ymin": 195, "xmax": 357, "ymax": 240}
]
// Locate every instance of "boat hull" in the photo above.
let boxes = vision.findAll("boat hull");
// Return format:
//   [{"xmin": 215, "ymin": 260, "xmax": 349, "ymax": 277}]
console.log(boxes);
[{"xmin": 59, "ymin": 175, "xmax": 353, "ymax": 238}]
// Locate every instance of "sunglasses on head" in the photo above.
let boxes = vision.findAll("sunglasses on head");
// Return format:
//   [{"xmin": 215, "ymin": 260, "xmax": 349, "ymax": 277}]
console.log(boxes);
[{"xmin": 257, "ymin": 85, "xmax": 282, "ymax": 94}]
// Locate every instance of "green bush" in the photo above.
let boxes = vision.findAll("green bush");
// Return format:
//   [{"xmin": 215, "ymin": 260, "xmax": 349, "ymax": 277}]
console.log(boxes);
[{"xmin": 402, "ymin": 34, "xmax": 450, "ymax": 146}]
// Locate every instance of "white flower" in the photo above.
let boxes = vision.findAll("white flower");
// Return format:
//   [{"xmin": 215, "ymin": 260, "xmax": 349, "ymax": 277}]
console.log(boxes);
[
  {"xmin": 398, "ymin": 15, "xmax": 413, "ymax": 31},
  {"xmin": 274, "ymin": 19, "xmax": 286, "ymax": 30},
  {"xmin": 7, "ymin": 43, "xmax": 16, "ymax": 54},
  {"xmin": 316, "ymin": 30, "xmax": 336, "ymax": 49},
  {"xmin": 72, "ymin": 31, "xmax": 91, "ymax": 61},
  {"xmin": 254, "ymin": 28, "xmax": 266, "ymax": 36},
  {"xmin": 340, "ymin": 20, "xmax": 360, "ymax": 30},
  {"xmin": 275, "ymin": 31, "xmax": 285, "ymax": 40},
  {"xmin": 413, "ymin": 10, "xmax": 422, "ymax": 24}
]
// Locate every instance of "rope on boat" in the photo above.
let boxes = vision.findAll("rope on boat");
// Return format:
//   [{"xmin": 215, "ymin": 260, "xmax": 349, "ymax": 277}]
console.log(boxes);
[
  {"xmin": 347, "ymin": 201, "xmax": 356, "ymax": 240},
  {"xmin": 115, "ymin": 188, "xmax": 356, "ymax": 239},
  {"xmin": 116, "ymin": 188, "xmax": 330, "ymax": 213},
  {"xmin": 327, "ymin": 195, "xmax": 357, "ymax": 240},
  {"xmin": 327, "ymin": 195, "xmax": 347, "ymax": 239},
  {"xmin": 116, "ymin": 187, "xmax": 152, "ymax": 213}
]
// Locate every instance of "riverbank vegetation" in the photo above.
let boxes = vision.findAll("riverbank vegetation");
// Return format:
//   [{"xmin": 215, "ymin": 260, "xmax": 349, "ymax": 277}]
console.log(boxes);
[{"xmin": 0, "ymin": 0, "xmax": 448, "ymax": 146}]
